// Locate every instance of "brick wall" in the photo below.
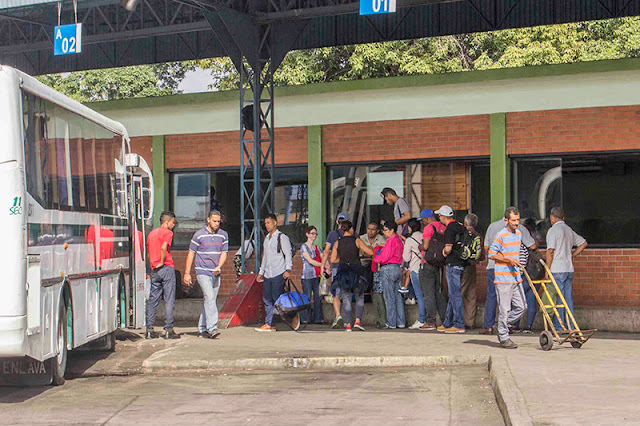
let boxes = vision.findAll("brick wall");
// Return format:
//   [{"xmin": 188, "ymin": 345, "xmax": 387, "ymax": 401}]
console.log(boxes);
[
  {"xmin": 507, "ymin": 106, "xmax": 640, "ymax": 155},
  {"xmin": 165, "ymin": 127, "xmax": 308, "ymax": 170},
  {"xmin": 571, "ymin": 248, "xmax": 640, "ymax": 306},
  {"xmin": 130, "ymin": 136, "xmax": 153, "ymax": 168},
  {"xmin": 322, "ymin": 115, "xmax": 490, "ymax": 163}
]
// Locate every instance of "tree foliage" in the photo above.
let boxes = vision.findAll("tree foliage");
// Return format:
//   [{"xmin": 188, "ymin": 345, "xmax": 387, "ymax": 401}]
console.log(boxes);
[
  {"xmin": 198, "ymin": 17, "xmax": 640, "ymax": 89},
  {"xmin": 38, "ymin": 17, "xmax": 640, "ymax": 99},
  {"xmin": 37, "ymin": 62, "xmax": 194, "ymax": 102}
]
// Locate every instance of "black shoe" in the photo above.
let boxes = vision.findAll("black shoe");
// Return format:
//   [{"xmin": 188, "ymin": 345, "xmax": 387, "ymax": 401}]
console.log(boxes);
[
  {"xmin": 145, "ymin": 328, "xmax": 157, "ymax": 339},
  {"xmin": 164, "ymin": 328, "xmax": 181, "ymax": 339},
  {"xmin": 522, "ymin": 327, "xmax": 533, "ymax": 334},
  {"xmin": 500, "ymin": 339, "xmax": 518, "ymax": 349},
  {"xmin": 208, "ymin": 330, "xmax": 221, "ymax": 339},
  {"xmin": 198, "ymin": 330, "xmax": 211, "ymax": 338}
]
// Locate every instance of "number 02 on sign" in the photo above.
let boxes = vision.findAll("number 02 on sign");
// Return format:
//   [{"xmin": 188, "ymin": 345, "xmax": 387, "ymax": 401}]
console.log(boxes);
[
  {"xmin": 360, "ymin": 0, "xmax": 396, "ymax": 15},
  {"xmin": 54, "ymin": 23, "xmax": 82, "ymax": 56}
]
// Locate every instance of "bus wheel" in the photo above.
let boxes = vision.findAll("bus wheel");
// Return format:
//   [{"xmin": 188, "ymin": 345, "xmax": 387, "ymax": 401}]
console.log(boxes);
[{"xmin": 50, "ymin": 303, "xmax": 68, "ymax": 385}]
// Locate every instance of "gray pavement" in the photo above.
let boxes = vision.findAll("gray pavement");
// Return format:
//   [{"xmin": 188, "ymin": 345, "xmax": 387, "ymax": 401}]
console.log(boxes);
[
  {"xmin": 0, "ymin": 367, "xmax": 501, "ymax": 425},
  {"xmin": 2, "ymin": 326, "xmax": 640, "ymax": 425}
]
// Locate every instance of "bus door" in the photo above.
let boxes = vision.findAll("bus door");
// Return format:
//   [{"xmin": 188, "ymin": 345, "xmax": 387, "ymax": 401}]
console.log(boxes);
[{"xmin": 130, "ymin": 176, "xmax": 147, "ymax": 329}]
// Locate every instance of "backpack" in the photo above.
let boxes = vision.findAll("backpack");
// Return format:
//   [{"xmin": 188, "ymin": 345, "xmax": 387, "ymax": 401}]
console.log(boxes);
[
  {"xmin": 526, "ymin": 248, "xmax": 544, "ymax": 280},
  {"xmin": 455, "ymin": 228, "xmax": 482, "ymax": 262},
  {"xmin": 424, "ymin": 224, "xmax": 447, "ymax": 267},
  {"xmin": 276, "ymin": 232, "xmax": 294, "ymax": 260}
]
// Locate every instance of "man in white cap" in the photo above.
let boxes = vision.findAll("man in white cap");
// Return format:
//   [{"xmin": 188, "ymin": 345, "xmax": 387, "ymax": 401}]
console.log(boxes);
[{"xmin": 435, "ymin": 205, "xmax": 467, "ymax": 334}]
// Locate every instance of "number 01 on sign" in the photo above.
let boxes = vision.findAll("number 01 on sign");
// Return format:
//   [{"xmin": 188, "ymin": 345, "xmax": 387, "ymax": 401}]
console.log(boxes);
[
  {"xmin": 54, "ymin": 23, "xmax": 82, "ymax": 56},
  {"xmin": 360, "ymin": 0, "xmax": 396, "ymax": 15}
]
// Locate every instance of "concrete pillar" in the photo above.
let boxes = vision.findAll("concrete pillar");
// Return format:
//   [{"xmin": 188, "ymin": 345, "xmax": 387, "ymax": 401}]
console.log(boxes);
[
  {"xmin": 490, "ymin": 113, "xmax": 509, "ymax": 222},
  {"xmin": 307, "ymin": 125, "xmax": 326, "ymax": 244},
  {"xmin": 152, "ymin": 135, "xmax": 168, "ymax": 227}
]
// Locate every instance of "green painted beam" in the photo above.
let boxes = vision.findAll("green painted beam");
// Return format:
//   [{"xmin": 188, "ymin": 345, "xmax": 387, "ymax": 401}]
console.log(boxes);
[
  {"xmin": 88, "ymin": 57, "xmax": 640, "ymax": 112},
  {"xmin": 307, "ymin": 125, "xmax": 326, "ymax": 245},
  {"xmin": 490, "ymin": 113, "xmax": 509, "ymax": 222},
  {"xmin": 152, "ymin": 135, "xmax": 168, "ymax": 228}
]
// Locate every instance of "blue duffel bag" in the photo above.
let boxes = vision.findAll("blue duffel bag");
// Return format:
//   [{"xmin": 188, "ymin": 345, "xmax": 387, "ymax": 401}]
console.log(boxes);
[{"xmin": 274, "ymin": 279, "xmax": 311, "ymax": 316}]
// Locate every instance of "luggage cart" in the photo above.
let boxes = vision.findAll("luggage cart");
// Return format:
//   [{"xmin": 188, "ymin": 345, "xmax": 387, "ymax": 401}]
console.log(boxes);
[{"xmin": 521, "ymin": 260, "xmax": 596, "ymax": 350}]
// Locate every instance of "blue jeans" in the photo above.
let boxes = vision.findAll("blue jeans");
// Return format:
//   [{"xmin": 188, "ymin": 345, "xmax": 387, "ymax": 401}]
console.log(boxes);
[
  {"xmin": 484, "ymin": 269, "xmax": 496, "ymax": 329},
  {"xmin": 552, "ymin": 272, "xmax": 574, "ymax": 328},
  {"xmin": 197, "ymin": 274, "xmax": 220, "ymax": 333},
  {"xmin": 521, "ymin": 280, "xmax": 537, "ymax": 328},
  {"xmin": 443, "ymin": 265, "xmax": 465, "ymax": 329},
  {"xmin": 410, "ymin": 271, "xmax": 427, "ymax": 323},
  {"xmin": 262, "ymin": 273, "xmax": 285, "ymax": 326},
  {"xmin": 381, "ymin": 264, "xmax": 405, "ymax": 328},
  {"xmin": 147, "ymin": 266, "xmax": 176, "ymax": 330},
  {"xmin": 301, "ymin": 277, "xmax": 323, "ymax": 324}
]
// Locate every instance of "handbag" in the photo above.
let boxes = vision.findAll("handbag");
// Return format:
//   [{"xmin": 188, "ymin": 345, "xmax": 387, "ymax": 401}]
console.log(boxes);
[
  {"xmin": 274, "ymin": 278, "xmax": 311, "ymax": 316},
  {"xmin": 319, "ymin": 274, "xmax": 330, "ymax": 296},
  {"xmin": 312, "ymin": 246, "xmax": 322, "ymax": 277}
]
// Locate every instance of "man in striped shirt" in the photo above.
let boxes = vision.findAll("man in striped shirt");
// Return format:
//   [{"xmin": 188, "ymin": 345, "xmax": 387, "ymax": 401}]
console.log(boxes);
[
  {"xmin": 184, "ymin": 210, "xmax": 229, "ymax": 339},
  {"xmin": 488, "ymin": 206, "xmax": 526, "ymax": 349}
]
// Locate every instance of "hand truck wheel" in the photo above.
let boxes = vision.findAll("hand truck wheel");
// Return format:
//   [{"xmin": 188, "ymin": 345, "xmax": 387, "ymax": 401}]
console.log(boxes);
[
  {"xmin": 539, "ymin": 331, "xmax": 554, "ymax": 351},
  {"xmin": 570, "ymin": 341, "xmax": 583, "ymax": 349}
]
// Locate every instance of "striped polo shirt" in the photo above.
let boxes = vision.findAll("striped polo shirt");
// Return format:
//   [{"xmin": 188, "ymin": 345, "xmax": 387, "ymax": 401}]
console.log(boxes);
[
  {"xmin": 189, "ymin": 227, "xmax": 229, "ymax": 277},
  {"xmin": 488, "ymin": 227, "xmax": 522, "ymax": 285}
]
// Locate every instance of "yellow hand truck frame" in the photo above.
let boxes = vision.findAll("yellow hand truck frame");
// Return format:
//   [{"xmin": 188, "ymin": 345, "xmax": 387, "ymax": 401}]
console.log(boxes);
[{"xmin": 521, "ymin": 259, "xmax": 596, "ymax": 351}]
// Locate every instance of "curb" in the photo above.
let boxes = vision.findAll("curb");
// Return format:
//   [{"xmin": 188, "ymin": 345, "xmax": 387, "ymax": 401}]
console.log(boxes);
[
  {"xmin": 489, "ymin": 356, "xmax": 533, "ymax": 426},
  {"xmin": 142, "ymin": 354, "xmax": 490, "ymax": 372}
]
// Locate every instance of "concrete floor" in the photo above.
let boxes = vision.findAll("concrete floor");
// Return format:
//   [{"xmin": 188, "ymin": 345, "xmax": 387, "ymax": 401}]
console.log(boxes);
[{"xmin": 0, "ymin": 367, "xmax": 502, "ymax": 426}]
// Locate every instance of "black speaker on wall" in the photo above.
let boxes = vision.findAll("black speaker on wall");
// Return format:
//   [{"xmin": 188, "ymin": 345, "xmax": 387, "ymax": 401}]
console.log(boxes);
[{"xmin": 242, "ymin": 105, "xmax": 255, "ymax": 132}]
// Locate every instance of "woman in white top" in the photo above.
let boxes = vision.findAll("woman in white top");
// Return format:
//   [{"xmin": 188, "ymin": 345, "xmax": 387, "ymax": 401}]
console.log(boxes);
[{"xmin": 403, "ymin": 218, "xmax": 427, "ymax": 329}]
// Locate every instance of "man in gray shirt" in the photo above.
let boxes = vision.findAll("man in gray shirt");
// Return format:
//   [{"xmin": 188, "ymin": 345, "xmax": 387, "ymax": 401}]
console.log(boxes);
[
  {"xmin": 255, "ymin": 214, "xmax": 293, "ymax": 332},
  {"xmin": 545, "ymin": 207, "xmax": 587, "ymax": 328},
  {"xmin": 381, "ymin": 187, "xmax": 411, "ymax": 236},
  {"xmin": 483, "ymin": 217, "xmax": 536, "ymax": 334}
]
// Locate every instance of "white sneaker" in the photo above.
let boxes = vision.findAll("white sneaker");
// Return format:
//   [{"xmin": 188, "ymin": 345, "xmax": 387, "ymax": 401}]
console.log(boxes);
[
  {"xmin": 409, "ymin": 320, "xmax": 424, "ymax": 330},
  {"xmin": 397, "ymin": 324, "xmax": 406, "ymax": 329}
]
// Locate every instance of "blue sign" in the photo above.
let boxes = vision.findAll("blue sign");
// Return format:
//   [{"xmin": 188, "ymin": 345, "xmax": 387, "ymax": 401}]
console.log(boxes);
[
  {"xmin": 54, "ymin": 23, "xmax": 82, "ymax": 56},
  {"xmin": 360, "ymin": 0, "xmax": 396, "ymax": 15}
]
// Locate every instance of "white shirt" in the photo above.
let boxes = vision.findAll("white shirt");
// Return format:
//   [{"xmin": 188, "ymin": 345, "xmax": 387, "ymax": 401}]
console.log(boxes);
[{"xmin": 258, "ymin": 230, "xmax": 293, "ymax": 279}]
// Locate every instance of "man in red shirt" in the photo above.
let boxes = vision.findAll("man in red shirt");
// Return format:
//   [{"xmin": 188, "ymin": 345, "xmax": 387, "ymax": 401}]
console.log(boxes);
[{"xmin": 146, "ymin": 211, "xmax": 179, "ymax": 339}]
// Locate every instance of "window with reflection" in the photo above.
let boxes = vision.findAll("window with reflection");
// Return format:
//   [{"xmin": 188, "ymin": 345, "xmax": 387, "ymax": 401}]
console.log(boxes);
[
  {"xmin": 512, "ymin": 154, "xmax": 640, "ymax": 246},
  {"xmin": 328, "ymin": 161, "xmax": 490, "ymax": 238},
  {"xmin": 169, "ymin": 166, "xmax": 308, "ymax": 248}
]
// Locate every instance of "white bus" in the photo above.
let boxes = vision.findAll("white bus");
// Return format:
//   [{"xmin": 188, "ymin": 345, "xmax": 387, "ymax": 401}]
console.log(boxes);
[{"xmin": 0, "ymin": 66, "xmax": 153, "ymax": 385}]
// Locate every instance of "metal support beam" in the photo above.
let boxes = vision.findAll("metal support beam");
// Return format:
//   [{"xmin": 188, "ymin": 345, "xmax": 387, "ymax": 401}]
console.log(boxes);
[{"xmin": 205, "ymin": 6, "xmax": 306, "ymax": 274}]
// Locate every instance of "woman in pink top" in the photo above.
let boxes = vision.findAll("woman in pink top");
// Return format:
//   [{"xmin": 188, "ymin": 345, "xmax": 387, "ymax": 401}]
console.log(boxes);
[{"xmin": 373, "ymin": 221, "xmax": 406, "ymax": 329}]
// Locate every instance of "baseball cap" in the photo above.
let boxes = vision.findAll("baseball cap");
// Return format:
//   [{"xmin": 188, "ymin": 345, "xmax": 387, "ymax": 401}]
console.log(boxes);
[
  {"xmin": 420, "ymin": 209, "xmax": 435, "ymax": 219},
  {"xmin": 434, "ymin": 205, "xmax": 454, "ymax": 217},
  {"xmin": 336, "ymin": 212, "xmax": 349, "ymax": 222}
]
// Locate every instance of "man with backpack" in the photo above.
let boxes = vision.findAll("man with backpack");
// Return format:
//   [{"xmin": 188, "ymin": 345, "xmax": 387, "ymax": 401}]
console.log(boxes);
[
  {"xmin": 419, "ymin": 208, "xmax": 447, "ymax": 330},
  {"xmin": 436, "ymin": 205, "xmax": 469, "ymax": 334},
  {"xmin": 461, "ymin": 213, "xmax": 485, "ymax": 329},
  {"xmin": 255, "ymin": 214, "xmax": 293, "ymax": 332}
]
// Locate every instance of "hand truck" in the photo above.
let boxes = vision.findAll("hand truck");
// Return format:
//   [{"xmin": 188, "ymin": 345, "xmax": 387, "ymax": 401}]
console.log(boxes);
[{"xmin": 521, "ymin": 260, "xmax": 596, "ymax": 350}]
